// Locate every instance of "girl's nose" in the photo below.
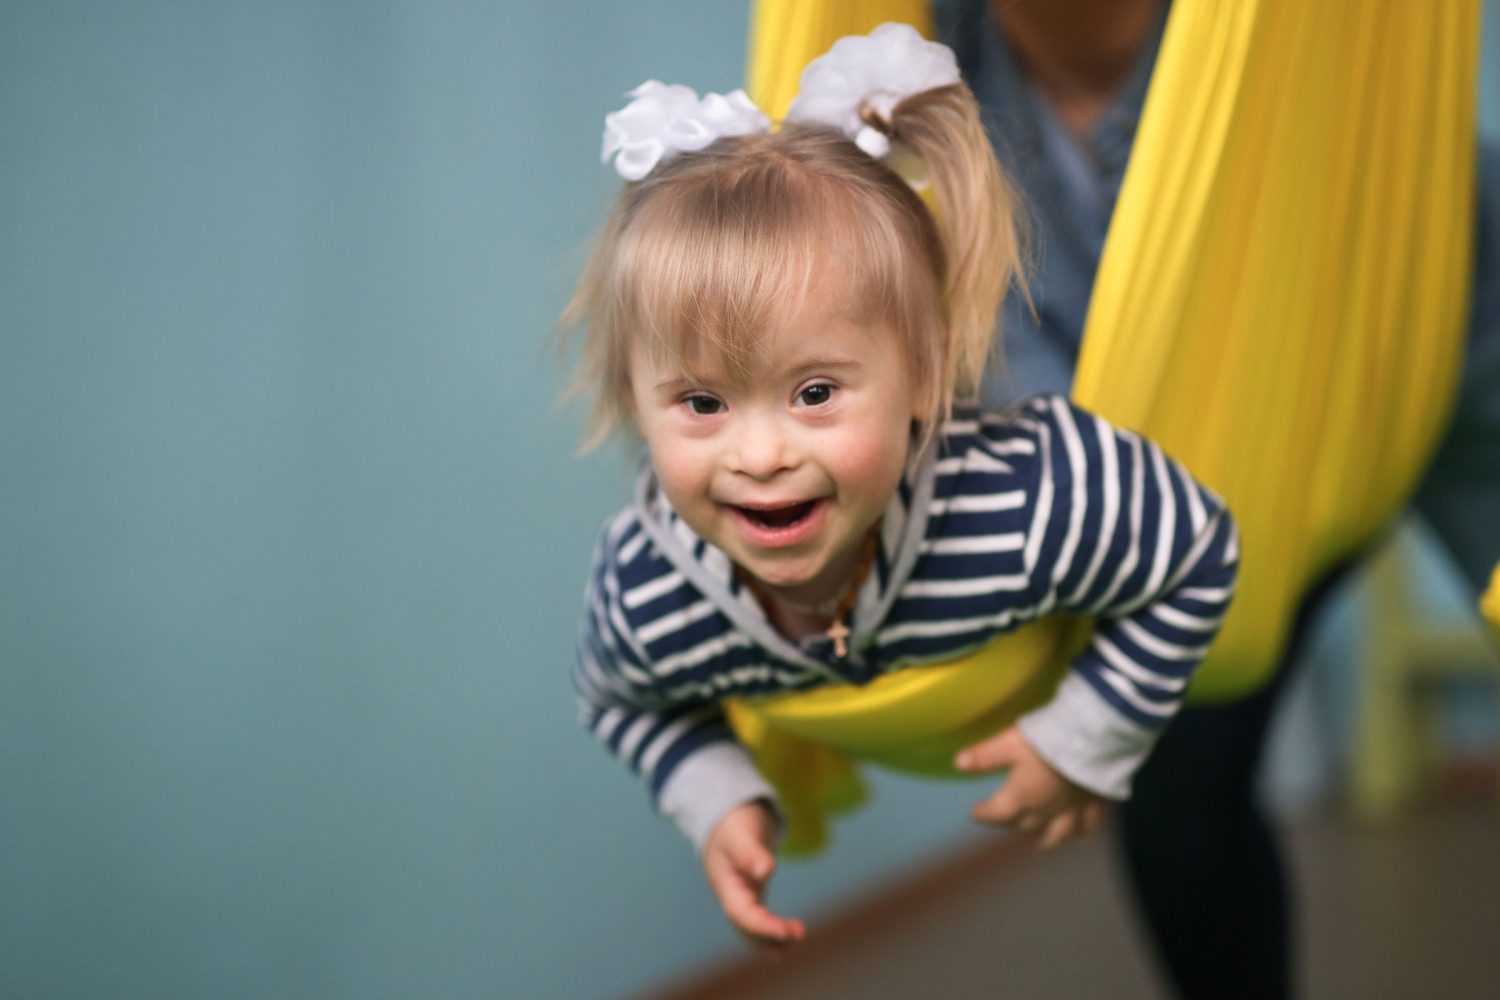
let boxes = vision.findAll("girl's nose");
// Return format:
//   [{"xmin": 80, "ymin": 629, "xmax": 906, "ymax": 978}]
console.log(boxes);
[{"xmin": 730, "ymin": 413, "xmax": 796, "ymax": 480}]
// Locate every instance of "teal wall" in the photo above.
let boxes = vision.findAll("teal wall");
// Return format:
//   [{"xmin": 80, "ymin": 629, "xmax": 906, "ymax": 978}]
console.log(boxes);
[{"xmin": 4, "ymin": 3, "xmax": 1498, "ymax": 999}]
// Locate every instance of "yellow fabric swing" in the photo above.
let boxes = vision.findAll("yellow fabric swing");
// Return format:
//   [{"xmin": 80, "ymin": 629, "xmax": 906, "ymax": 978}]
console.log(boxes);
[
  {"xmin": 1485, "ymin": 566, "xmax": 1500, "ymax": 639},
  {"xmin": 728, "ymin": 0, "xmax": 1483, "ymax": 854}
]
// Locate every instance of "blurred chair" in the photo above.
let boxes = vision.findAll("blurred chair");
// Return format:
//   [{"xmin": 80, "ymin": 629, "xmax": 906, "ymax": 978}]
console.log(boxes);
[{"xmin": 1353, "ymin": 524, "xmax": 1500, "ymax": 819}]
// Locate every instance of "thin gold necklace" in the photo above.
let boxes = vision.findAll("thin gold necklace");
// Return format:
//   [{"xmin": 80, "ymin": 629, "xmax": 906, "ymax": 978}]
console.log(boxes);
[{"xmin": 739, "ymin": 530, "xmax": 879, "ymax": 658}]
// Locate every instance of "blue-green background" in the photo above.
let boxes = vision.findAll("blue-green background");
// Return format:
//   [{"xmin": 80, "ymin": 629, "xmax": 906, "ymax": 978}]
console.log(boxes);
[{"xmin": 3, "ymin": 3, "xmax": 1497, "ymax": 998}]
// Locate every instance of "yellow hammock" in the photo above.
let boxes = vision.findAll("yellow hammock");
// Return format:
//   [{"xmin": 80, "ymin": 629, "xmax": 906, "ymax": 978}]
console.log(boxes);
[
  {"xmin": 729, "ymin": 0, "xmax": 1482, "ymax": 854},
  {"xmin": 1485, "ymin": 566, "xmax": 1500, "ymax": 639}
]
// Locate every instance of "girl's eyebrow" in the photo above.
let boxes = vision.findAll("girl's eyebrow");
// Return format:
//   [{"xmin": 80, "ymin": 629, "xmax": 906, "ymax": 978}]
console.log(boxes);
[
  {"xmin": 653, "ymin": 373, "xmax": 721, "ymax": 391},
  {"xmin": 789, "ymin": 355, "xmax": 862, "ymax": 376},
  {"xmin": 652, "ymin": 356, "xmax": 862, "ymax": 391}
]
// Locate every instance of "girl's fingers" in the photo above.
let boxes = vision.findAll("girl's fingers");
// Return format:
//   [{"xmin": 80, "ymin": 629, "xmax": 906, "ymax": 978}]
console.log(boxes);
[
  {"xmin": 955, "ymin": 726, "xmax": 1024, "ymax": 774},
  {"xmin": 1038, "ymin": 810, "xmax": 1076, "ymax": 850},
  {"xmin": 971, "ymin": 786, "xmax": 1049, "ymax": 835},
  {"xmin": 727, "ymin": 838, "xmax": 776, "ymax": 884},
  {"xmin": 1015, "ymin": 810, "xmax": 1045, "ymax": 836},
  {"xmin": 969, "ymin": 787, "xmax": 1022, "ymax": 827},
  {"xmin": 707, "ymin": 841, "xmax": 805, "ymax": 950},
  {"xmin": 725, "ymin": 893, "xmax": 802, "ymax": 944}
]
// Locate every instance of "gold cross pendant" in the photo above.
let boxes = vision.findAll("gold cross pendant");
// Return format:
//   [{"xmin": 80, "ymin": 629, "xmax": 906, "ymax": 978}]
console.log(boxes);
[{"xmin": 826, "ymin": 619, "xmax": 851, "ymax": 658}]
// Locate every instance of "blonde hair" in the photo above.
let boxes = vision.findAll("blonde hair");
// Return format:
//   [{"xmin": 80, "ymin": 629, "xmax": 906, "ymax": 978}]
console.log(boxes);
[{"xmin": 561, "ymin": 82, "xmax": 1021, "ymax": 450}]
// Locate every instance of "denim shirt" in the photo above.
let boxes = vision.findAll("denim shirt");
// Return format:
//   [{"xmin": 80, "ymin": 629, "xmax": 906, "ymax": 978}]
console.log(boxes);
[{"xmin": 937, "ymin": 0, "xmax": 1166, "ymax": 406}]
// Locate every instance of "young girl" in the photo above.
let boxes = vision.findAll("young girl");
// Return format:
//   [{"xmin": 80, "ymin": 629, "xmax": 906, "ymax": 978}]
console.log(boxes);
[{"xmin": 564, "ymin": 24, "xmax": 1237, "ymax": 954}]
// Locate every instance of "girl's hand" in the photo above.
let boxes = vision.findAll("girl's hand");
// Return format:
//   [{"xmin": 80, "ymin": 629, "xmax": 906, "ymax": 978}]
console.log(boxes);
[
  {"xmin": 955, "ymin": 726, "xmax": 1106, "ymax": 849},
  {"xmin": 702, "ymin": 801, "xmax": 806, "ymax": 957}
]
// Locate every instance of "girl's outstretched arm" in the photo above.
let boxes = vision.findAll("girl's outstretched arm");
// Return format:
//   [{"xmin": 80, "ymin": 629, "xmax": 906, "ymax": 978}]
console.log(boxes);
[
  {"xmin": 1002, "ymin": 396, "xmax": 1241, "ymax": 804},
  {"xmin": 574, "ymin": 514, "xmax": 778, "ymax": 851}
]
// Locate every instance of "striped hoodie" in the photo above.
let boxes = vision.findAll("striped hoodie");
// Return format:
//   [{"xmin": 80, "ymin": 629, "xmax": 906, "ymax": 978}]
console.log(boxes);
[{"xmin": 574, "ymin": 395, "xmax": 1239, "ymax": 849}]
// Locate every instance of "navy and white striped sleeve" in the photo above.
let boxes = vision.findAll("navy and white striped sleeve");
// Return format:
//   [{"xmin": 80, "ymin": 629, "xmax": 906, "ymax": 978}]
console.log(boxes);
[
  {"xmin": 1013, "ymin": 396, "xmax": 1240, "ymax": 799},
  {"xmin": 573, "ymin": 514, "xmax": 774, "ymax": 851}
]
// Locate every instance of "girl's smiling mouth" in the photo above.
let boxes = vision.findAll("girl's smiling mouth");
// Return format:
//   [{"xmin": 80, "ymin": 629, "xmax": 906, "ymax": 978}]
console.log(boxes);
[{"xmin": 726, "ymin": 499, "xmax": 828, "ymax": 547}]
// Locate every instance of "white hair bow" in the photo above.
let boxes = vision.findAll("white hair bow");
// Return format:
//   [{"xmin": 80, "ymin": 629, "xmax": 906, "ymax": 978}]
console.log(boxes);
[
  {"xmin": 601, "ymin": 23, "xmax": 961, "ymax": 180},
  {"xmin": 601, "ymin": 82, "xmax": 769, "ymax": 181}
]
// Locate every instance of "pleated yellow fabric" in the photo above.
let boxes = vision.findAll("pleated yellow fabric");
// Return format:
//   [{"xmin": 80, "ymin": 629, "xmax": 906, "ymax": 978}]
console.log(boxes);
[
  {"xmin": 1074, "ymin": 0, "xmax": 1479, "ymax": 700},
  {"xmin": 727, "ymin": 0, "xmax": 1480, "ymax": 853},
  {"xmin": 746, "ymin": 0, "xmax": 932, "ymax": 121}
]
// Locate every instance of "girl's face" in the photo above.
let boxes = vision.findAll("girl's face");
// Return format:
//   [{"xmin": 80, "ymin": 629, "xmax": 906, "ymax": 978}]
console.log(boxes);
[{"xmin": 629, "ymin": 285, "xmax": 925, "ymax": 608}]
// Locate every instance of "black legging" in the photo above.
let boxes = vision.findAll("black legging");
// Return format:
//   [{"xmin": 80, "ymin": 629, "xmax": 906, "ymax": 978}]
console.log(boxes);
[
  {"xmin": 1117, "ymin": 663, "xmax": 1295, "ymax": 999},
  {"xmin": 1115, "ymin": 562, "xmax": 1357, "ymax": 1000}
]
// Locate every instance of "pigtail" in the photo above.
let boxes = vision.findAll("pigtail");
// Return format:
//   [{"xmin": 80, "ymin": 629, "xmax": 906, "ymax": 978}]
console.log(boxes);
[{"xmin": 880, "ymin": 84, "xmax": 1023, "ymax": 410}]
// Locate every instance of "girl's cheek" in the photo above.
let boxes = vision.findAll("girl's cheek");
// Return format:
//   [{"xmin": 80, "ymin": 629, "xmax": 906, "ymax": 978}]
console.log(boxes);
[
  {"xmin": 829, "ymin": 426, "xmax": 894, "ymax": 479},
  {"xmin": 826, "ymin": 409, "xmax": 916, "ymax": 488},
  {"xmin": 651, "ymin": 439, "xmax": 713, "ymax": 493}
]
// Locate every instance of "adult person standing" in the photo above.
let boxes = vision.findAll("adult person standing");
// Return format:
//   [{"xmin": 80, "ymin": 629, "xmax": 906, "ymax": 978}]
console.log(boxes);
[{"xmin": 935, "ymin": 0, "xmax": 1500, "ymax": 997}]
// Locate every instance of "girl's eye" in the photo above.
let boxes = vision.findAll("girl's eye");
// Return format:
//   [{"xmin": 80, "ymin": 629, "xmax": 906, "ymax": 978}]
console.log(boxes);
[
  {"xmin": 796, "ymin": 383, "xmax": 835, "ymax": 407},
  {"xmin": 684, "ymin": 394, "xmax": 723, "ymax": 416}
]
